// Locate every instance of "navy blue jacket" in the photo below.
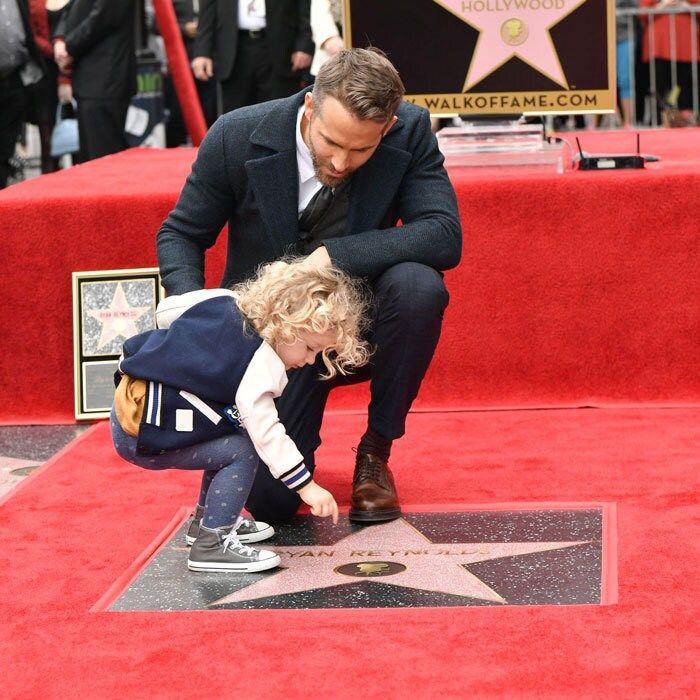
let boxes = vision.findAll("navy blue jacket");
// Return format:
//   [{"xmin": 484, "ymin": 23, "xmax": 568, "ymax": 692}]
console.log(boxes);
[{"xmin": 116, "ymin": 297, "xmax": 262, "ymax": 455}]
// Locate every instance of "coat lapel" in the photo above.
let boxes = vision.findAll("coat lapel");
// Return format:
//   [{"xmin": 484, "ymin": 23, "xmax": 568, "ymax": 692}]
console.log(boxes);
[
  {"xmin": 245, "ymin": 153, "xmax": 300, "ymax": 257},
  {"xmin": 347, "ymin": 138, "xmax": 410, "ymax": 234},
  {"xmin": 245, "ymin": 91, "xmax": 309, "ymax": 257},
  {"xmin": 346, "ymin": 115, "xmax": 409, "ymax": 234}
]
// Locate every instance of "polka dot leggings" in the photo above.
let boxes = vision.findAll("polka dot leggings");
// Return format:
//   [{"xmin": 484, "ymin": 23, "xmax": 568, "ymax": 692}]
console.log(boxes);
[{"xmin": 111, "ymin": 407, "xmax": 257, "ymax": 529}]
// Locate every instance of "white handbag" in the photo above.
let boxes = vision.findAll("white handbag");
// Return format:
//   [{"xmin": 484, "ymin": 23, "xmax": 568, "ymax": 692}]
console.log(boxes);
[{"xmin": 50, "ymin": 99, "xmax": 80, "ymax": 158}]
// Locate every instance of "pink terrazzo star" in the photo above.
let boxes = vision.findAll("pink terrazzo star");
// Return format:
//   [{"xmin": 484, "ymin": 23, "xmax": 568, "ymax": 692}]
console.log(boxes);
[
  {"xmin": 435, "ymin": 0, "xmax": 588, "ymax": 89},
  {"xmin": 210, "ymin": 518, "xmax": 587, "ymax": 606}
]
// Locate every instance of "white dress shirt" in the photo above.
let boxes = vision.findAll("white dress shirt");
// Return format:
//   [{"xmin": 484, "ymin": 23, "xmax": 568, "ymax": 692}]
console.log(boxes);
[{"xmin": 296, "ymin": 105, "xmax": 323, "ymax": 213}]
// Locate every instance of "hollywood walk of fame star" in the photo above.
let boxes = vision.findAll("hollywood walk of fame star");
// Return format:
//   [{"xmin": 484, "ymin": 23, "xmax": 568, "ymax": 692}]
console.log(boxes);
[
  {"xmin": 210, "ymin": 518, "xmax": 587, "ymax": 607},
  {"xmin": 434, "ymin": 0, "xmax": 588, "ymax": 89},
  {"xmin": 87, "ymin": 282, "xmax": 150, "ymax": 351}
]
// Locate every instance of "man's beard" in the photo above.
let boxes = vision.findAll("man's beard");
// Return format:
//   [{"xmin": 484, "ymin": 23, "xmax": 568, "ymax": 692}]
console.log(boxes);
[{"xmin": 308, "ymin": 125, "xmax": 350, "ymax": 188}]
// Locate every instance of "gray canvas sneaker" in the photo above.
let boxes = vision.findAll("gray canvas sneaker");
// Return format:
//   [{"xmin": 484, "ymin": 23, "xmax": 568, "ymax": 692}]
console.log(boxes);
[
  {"xmin": 187, "ymin": 525, "xmax": 281, "ymax": 573},
  {"xmin": 185, "ymin": 505, "xmax": 205, "ymax": 546},
  {"xmin": 186, "ymin": 508, "xmax": 274, "ymax": 546}
]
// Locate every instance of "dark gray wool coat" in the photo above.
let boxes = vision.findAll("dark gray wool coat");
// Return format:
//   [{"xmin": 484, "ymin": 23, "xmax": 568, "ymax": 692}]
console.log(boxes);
[{"xmin": 157, "ymin": 87, "xmax": 462, "ymax": 295}]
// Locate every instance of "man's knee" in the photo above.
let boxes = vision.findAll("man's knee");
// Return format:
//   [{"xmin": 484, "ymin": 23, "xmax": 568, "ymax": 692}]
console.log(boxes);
[{"xmin": 374, "ymin": 262, "xmax": 449, "ymax": 319}]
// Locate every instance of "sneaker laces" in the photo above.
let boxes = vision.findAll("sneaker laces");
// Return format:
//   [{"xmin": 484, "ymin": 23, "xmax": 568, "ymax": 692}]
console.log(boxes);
[
  {"xmin": 234, "ymin": 515, "xmax": 256, "ymax": 531},
  {"xmin": 221, "ymin": 530, "xmax": 256, "ymax": 556}
]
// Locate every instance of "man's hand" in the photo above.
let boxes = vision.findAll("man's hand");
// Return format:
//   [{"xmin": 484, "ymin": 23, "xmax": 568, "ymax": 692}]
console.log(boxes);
[
  {"xmin": 298, "ymin": 481, "xmax": 339, "ymax": 523},
  {"xmin": 53, "ymin": 40, "xmax": 73, "ymax": 72},
  {"xmin": 304, "ymin": 245, "xmax": 332, "ymax": 269},
  {"xmin": 53, "ymin": 39, "xmax": 67, "ymax": 63},
  {"xmin": 192, "ymin": 56, "xmax": 214, "ymax": 81},
  {"xmin": 184, "ymin": 20, "xmax": 198, "ymax": 39},
  {"xmin": 290, "ymin": 51, "xmax": 312, "ymax": 72}
]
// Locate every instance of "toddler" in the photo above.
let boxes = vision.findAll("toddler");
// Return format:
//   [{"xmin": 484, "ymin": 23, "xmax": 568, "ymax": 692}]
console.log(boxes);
[{"xmin": 111, "ymin": 259, "xmax": 369, "ymax": 573}]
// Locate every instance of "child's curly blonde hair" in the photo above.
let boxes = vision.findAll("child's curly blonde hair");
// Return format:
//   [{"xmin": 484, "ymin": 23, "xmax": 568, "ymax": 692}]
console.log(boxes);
[{"xmin": 233, "ymin": 258, "xmax": 371, "ymax": 379}]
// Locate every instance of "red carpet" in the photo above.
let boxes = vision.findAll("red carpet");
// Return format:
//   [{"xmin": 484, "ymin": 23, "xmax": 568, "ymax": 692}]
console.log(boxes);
[
  {"xmin": 1, "ymin": 128, "xmax": 698, "ymax": 695},
  {"xmin": 1, "ymin": 129, "xmax": 698, "ymax": 422},
  {"xmin": 1, "ymin": 408, "xmax": 698, "ymax": 697}
]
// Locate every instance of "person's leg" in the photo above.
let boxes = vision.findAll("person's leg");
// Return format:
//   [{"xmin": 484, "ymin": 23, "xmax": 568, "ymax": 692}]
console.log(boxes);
[
  {"xmin": 651, "ymin": 59, "xmax": 672, "ymax": 127},
  {"xmin": 219, "ymin": 69, "xmax": 254, "ymax": 113},
  {"xmin": 267, "ymin": 74, "xmax": 303, "ymax": 101},
  {"xmin": 250, "ymin": 40, "xmax": 274, "ymax": 103},
  {"xmin": 164, "ymin": 74, "xmax": 188, "ymax": 147},
  {"xmin": 675, "ymin": 62, "xmax": 694, "ymax": 124},
  {"xmin": 111, "ymin": 410, "xmax": 256, "ymax": 528},
  {"xmin": 0, "ymin": 72, "xmax": 25, "ymax": 188},
  {"xmin": 366, "ymin": 262, "xmax": 450, "ymax": 440},
  {"xmin": 220, "ymin": 37, "xmax": 269, "ymax": 112},
  {"xmin": 77, "ymin": 98, "xmax": 129, "ymax": 162},
  {"xmin": 245, "ymin": 262, "xmax": 449, "ymax": 524},
  {"xmin": 196, "ymin": 75, "xmax": 218, "ymax": 126},
  {"xmin": 349, "ymin": 262, "xmax": 449, "ymax": 521},
  {"xmin": 38, "ymin": 122, "xmax": 59, "ymax": 172},
  {"xmin": 111, "ymin": 408, "xmax": 280, "ymax": 571},
  {"xmin": 616, "ymin": 40, "xmax": 633, "ymax": 128}
]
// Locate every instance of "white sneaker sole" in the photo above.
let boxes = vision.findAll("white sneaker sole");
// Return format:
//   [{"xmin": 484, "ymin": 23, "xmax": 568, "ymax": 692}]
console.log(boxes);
[
  {"xmin": 185, "ymin": 523, "xmax": 275, "ymax": 547},
  {"xmin": 237, "ymin": 524, "xmax": 275, "ymax": 544},
  {"xmin": 187, "ymin": 553, "xmax": 281, "ymax": 573}
]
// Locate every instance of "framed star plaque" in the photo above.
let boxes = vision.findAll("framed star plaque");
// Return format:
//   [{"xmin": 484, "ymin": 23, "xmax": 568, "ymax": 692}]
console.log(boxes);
[
  {"xmin": 72, "ymin": 268, "xmax": 164, "ymax": 420},
  {"xmin": 344, "ymin": 0, "xmax": 616, "ymax": 115}
]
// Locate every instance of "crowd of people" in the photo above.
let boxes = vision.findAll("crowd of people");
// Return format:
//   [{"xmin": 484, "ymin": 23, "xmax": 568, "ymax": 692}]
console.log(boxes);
[{"xmin": 1, "ymin": 0, "xmax": 698, "ymax": 189}]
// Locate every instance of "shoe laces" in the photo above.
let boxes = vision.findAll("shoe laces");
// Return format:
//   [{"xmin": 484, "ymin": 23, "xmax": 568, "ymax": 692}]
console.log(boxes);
[
  {"xmin": 221, "ymin": 530, "xmax": 256, "ymax": 556},
  {"xmin": 355, "ymin": 455, "xmax": 383, "ymax": 483}
]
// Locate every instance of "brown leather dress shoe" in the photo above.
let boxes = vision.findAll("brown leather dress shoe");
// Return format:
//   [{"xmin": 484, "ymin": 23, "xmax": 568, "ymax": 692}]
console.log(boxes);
[{"xmin": 349, "ymin": 452, "xmax": 402, "ymax": 523}]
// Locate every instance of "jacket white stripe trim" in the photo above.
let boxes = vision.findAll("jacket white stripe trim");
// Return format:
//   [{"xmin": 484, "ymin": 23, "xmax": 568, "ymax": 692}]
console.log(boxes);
[
  {"xmin": 147, "ymin": 381, "xmax": 162, "ymax": 427},
  {"xmin": 285, "ymin": 472, "xmax": 311, "ymax": 490},
  {"xmin": 281, "ymin": 464, "xmax": 307, "ymax": 482},
  {"xmin": 178, "ymin": 390, "xmax": 222, "ymax": 425},
  {"xmin": 155, "ymin": 383, "xmax": 161, "ymax": 425},
  {"xmin": 283, "ymin": 465, "xmax": 312, "ymax": 490}
]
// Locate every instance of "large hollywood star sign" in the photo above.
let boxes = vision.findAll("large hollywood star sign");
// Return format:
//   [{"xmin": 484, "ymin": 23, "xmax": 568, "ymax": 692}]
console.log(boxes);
[{"xmin": 344, "ymin": 0, "xmax": 616, "ymax": 115}]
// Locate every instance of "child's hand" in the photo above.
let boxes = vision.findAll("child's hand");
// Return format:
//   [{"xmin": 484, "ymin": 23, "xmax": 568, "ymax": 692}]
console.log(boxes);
[{"xmin": 297, "ymin": 481, "xmax": 338, "ymax": 524}]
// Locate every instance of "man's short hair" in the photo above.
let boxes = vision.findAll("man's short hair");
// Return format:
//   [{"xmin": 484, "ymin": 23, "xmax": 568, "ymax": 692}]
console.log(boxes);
[{"xmin": 312, "ymin": 48, "xmax": 405, "ymax": 123}]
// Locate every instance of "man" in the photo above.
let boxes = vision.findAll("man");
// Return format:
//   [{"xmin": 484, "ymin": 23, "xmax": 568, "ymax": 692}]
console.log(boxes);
[
  {"xmin": 192, "ymin": 0, "xmax": 313, "ymax": 113},
  {"xmin": 157, "ymin": 48, "xmax": 462, "ymax": 524},
  {"xmin": 54, "ymin": 0, "xmax": 136, "ymax": 161},
  {"xmin": 165, "ymin": 0, "xmax": 218, "ymax": 146},
  {"xmin": 0, "ymin": 0, "xmax": 44, "ymax": 188}
]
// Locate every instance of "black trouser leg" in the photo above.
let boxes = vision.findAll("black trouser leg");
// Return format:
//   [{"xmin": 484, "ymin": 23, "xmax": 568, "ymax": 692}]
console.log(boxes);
[
  {"xmin": 77, "ymin": 98, "xmax": 129, "ymax": 162},
  {"xmin": 220, "ymin": 36, "xmax": 272, "ymax": 113},
  {"xmin": 365, "ymin": 262, "xmax": 449, "ymax": 438},
  {"xmin": 197, "ymin": 75, "xmax": 218, "ymax": 126},
  {"xmin": 165, "ymin": 74, "xmax": 218, "ymax": 147},
  {"xmin": 38, "ymin": 122, "xmax": 59, "ymax": 173},
  {"xmin": 245, "ymin": 262, "xmax": 449, "ymax": 523},
  {"xmin": 0, "ymin": 72, "xmax": 24, "ymax": 188},
  {"xmin": 268, "ymin": 74, "xmax": 304, "ymax": 100}
]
